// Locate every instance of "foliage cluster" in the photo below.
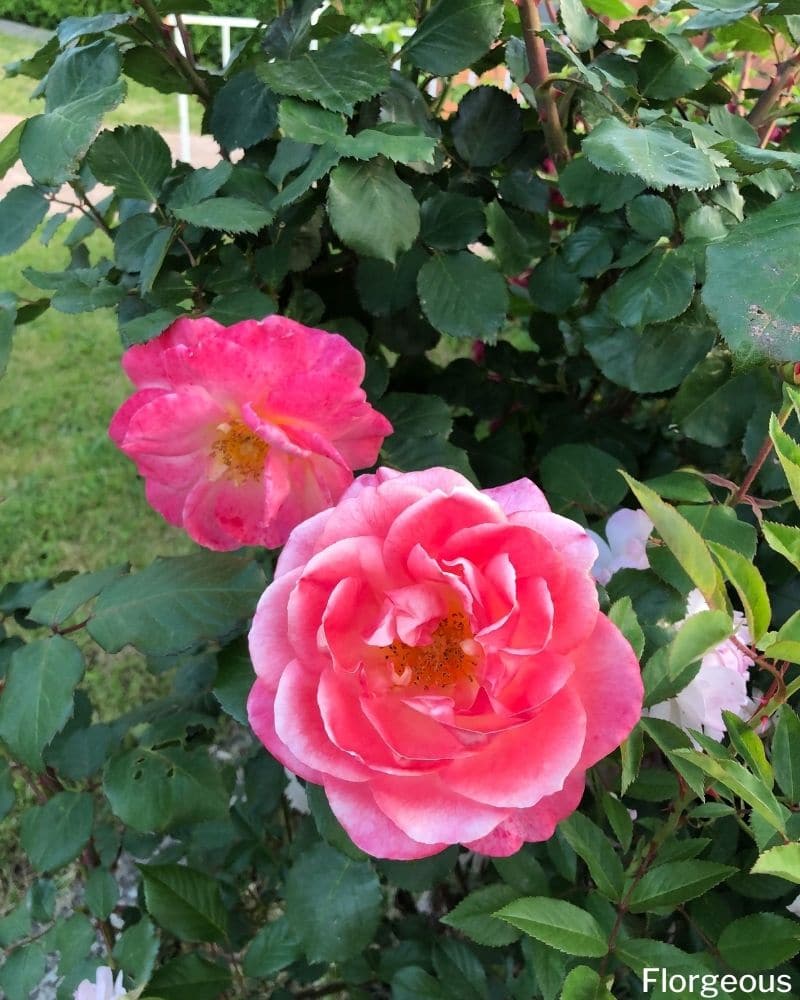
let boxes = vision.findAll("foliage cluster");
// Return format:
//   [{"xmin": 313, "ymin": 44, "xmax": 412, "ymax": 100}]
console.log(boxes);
[{"xmin": 2, "ymin": 0, "xmax": 800, "ymax": 997}]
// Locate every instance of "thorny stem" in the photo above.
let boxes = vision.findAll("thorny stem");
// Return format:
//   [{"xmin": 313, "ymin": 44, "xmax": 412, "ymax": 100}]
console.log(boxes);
[
  {"xmin": 726, "ymin": 400, "xmax": 792, "ymax": 507},
  {"xmin": 516, "ymin": 0, "xmax": 570, "ymax": 167},
  {"xmin": 747, "ymin": 49, "xmax": 800, "ymax": 132}
]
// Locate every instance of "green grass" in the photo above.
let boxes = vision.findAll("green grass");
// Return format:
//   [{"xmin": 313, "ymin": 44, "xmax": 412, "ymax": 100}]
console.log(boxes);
[{"xmin": 2, "ymin": 29, "xmax": 204, "ymax": 132}]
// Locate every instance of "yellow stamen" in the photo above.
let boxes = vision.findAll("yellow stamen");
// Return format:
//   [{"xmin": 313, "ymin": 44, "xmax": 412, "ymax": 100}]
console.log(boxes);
[
  {"xmin": 382, "ymin": 611, "xmax": 479, "ymax": 690},
  {"xmin": 211, "ymin": 419, "xmax": 268, "ymax": 484}
]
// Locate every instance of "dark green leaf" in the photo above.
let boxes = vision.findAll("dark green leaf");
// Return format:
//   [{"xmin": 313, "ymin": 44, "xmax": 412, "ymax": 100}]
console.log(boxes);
[
  {"xmin": 0, "ymin": 120, "xmax": 25, "ymax": 182},
  {"xmin": 718, "ymin": 913, "xmax": 800, "ymax": 971},
  {"xmin": 495, "ymin": 897, "xmax": 608, "ymax": 957},
  {"xmin": 87, "ymin": 552, "xmax": 265, "ymax": 656},
  {"xmin": 0, "ymin": 637, "xmax": 85, "ymax": 771},
  {"xmin": 89, "ymin": 125, "xmax": 171, "ymax": 201},
  {"xmin": 171, "ymin": 197, "xmax": 274, "ymax": 234},
  {"xmin": 0, "ymin": 186, "xmax": 49, "ymax": 256},
  {"xmin": 104, "ymin": 745, "xmax": 229, "ymax": 832},
  {"xmin": 146, "ymin": 954, "xmax": 231, "ymax": 1000},
  {"xmin": 561, "ymin": 0, "xmax": 599, "ymax": 51},
  {"xmin": 451, "ymin": 86, "xmax": 523, "ymax": 167},
  {"xmin": 259, "ymin": 34, "xmax": 389, "ymax": 115},
  {"xmin": 558, "ymin": 813, "xmax": 625, "ymax": 901},
  {"xmin": 20, "ymin": 41, "xmax": 125, "ymax": 186},
  {"xmin": 328, "ymin": 159, "xmax": 420, "ymax": 264},
  {"xmin": 583, "ymin": 119, "xmax": 719, "ymax": 191},
  {"xmin": 540, "ymin": 443, "xmax": 628, "ymax": 514},
  {"xmin": 418, "ymin": 251, "xmax": 508, "ymax": 339},
  {"xmin": 210, "ymin": 70, "xmax": 278, "ymax": 150},
  {"xmin": 0, "ymin": 945, "xmax": 46, "ymax": 1000},
  {"xmin": 140, "ymin": 863, "xmax": 228, "ymax": 943},
  {"xmin": 528, "ymin": 255, "xmax": 582, "ymax": 314},
  {"xmin": 28, "ymin": 564, "xmax": 128, "ymax": 626},
  {"xmin": 21, "ymin": 791, "xmax": 93, "ymax": 872},
  {"xmin": 112, "ymin": 917, "xmax": 159, "ymax": 984},
  {"xmin": 85, "ymin": 868, "xmax": 119, "ymax": 921},
  {"xmin": 284, "ymin": 843, "xmax": 382, "ymax": 964},
  {"xmin": 243, "ymin": 917, "xmax": 303, "ymax": 978},
  {"xmin": 404, "ymin": 0, "xmax": 504, "ymax": 75},
  {"xmin": 440, "ymin": 884, "xmax": 521, "ymax": 947},
  {"xmin": 420, "ymin": 193, "xmax": 485, "ymax": 251},
  {"xmin": 772, "ymin": 706, "xmax": 800, "ymax": 801},
  {"xmin": 627, "ymin": 860, "xmax": 736, "ymax": 912},
  {"xmin": 605, "ymin": 250, "xmax": 695, "ymax": 329},
  {"xmin": 167, "ymin": 162, "xmax": 232, "ymax": 209}
]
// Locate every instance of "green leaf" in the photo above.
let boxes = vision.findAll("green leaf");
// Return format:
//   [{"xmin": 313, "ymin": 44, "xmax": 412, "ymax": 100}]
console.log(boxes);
[
  {"xmin": 104, "ymin": 745, "xmax": 229, "ymax": 832},
  {"xmin": 0, "ymin": 758, "xmax": 15, "ymax": 822},
  {"xmin": 0, "ymin": 186, "xmax": 49, "ymax": 257},
  {"xmin": 21, "ymin": 791, "xmax": 93, "ymax": 872},
  {"xmin": 166, "ymin": 162, "xmax": 233, "ymax": 210},
  {"xmin": 626, "ymin": 194, "xmax": 675, "ymax": 241},
  {"xmin": 243, "ymin": 917, "xmax": 303, "ymax": 978},
  {"xmin": 452, "ymin": 86, "xmax": 523, "ymax": 167},
  {"xmin": 722, "ymin": 711, "xmax": 773, "ymax": 788},
  {"xmin": 640, "ymin": 717, "xmax": 707, "ymax": 798},
  {"xmin": 718, "ymin": 913, "xmax": 800, "ymax": 971},
  {"xmin": 171, "ymin": 197, "xmax": 274, "ymax": 234},
  {"xmin": 259, "ymin": 34, "xmax": 389, "ymax": 115},
  {"xmin": 751, "ymin": 843, "xmax": 800, "ymax": 883},
  {"xmin": 703, "ymin": 192, "xmax": 800, "ymax": 364},
  {"xmin": 379, "ymin": 392, "xmax": 474, "ymax": 480},
  {"xmin": 440, "ymin": 885, "xmax": 521, "ymax": 947},
  {"xmin": 420, "ymin": 193, "xmax": 486, "ymax": 251},
  {"xmin": 20, "ymin": 40, "xmax": 125, "ymax": 186},
  {"xmin": 87, "ymin": 552, "xmax": 265, "ymax": 656},
  {"xmin": 140, "ymin": 863, "xmax": 228, "ymax": 943},
  {"xmin": 210, "ymin": 70, "xmax": 278, "ymax": 150},
  {"xmin": 112, "ymin": 917, "xmax": 159, "ymax": 984},
  {"xmin": 558, "ymin": 813, "xmax": 625, "ymax": 901},
  {"xmin": 763, "ymin": 521, "xmax": 800, "ymax": 572},
  {"xmin": 561, "ymin": 0, "xmax": 599, "ymax": 51},
  {"xmin": 605, "ymin": 250, "xmax": 695, "ymax": 329},
  {"xmin": 146, "ymin": 954, "xmax": 231, "ymax": 1000},
  {"xmin": 85, "ymin": 868, "xmax": 119, "ymax": 921},
  {"xmin": 627, "ymin": 860, "xmax": 736, "ymax": 913},
  {"xmin": 392, "ymin": 967, "xmax": 446, "ymax": 1000},
  {"xmin": 772, "ymin": 706, "xmax": 800, "ymax": 800},
  {"xmin": 494, "ymin": 897, "xmax": 608, "ymax": 957},
  {"xmin": 582, "ymin": 303, "xmax": 716, "ymax": 394},
  {"xmin": 212, "ymin": 637, "xmax": 253, "ymax": 725},
  {"xmin": 0, "ymin": 637, "xmax": 84, "ymax": 771},
  {"xmin": 0, "ymin": 120, "xmax": 25, "ymax": 181},
  {"xmin": 284, "ymin": 843, "xmax": 382, "ymax": 964},
  {"xmin": 540, "ymin": 443, "xmax": 628, "ymax": 514},
  {"xmin": 608, "ymin": 597, "xmax": 645, "ymax": 659},
  {"xmin": 638, "ymin": 41, "xmax": 711, "ymax": 100},
  {"xmin": 620, "ymin": 725, "xmax": 643, "ymax": 794},
  {"xmin": 404, "ymin": 0, "xmax": 504, "ymax": 75},
  {"xmin": 486, "ymin": 201, "xmax": 547, "ymax": 275},
  {"xmin": 583, "ymin": 119, "xmax": 719, "ymax": 191},
  {"xmin": 559, "ymin": 156, "xmax": 645, "ymax": 211},
  {"xmin": 88, "ymin": 125, "xmax": 171, "ymax": 201},
  {"xmin": 28, "ymin": 564, "xmax": 128, "ymax": 627},
  {"xmin": 560, "ymin": 965, "xmax": 615, "ymax": 1000},
  {"xmin": 0, "ymin": 945, "xmax": 46, "ymax": 1000},
  {"xmin": 433, "ymin": 938, "xmax": 488, "ymax": 1000},
  {"xmin": 528, "ymin": 254, "xmax": 582, "ymax": 314},
  {"xmin": 615, "ymin": 938, "xmax": 707, "ymax": 978},
  {"xmin": 672, "ymin": 750, "xmax": 787, "ymax": 832},
  {"xmin": 377, "ymin": 847, "xmax": 459, "ymax": 892},
  {"xmin": 328, "ymin": 159, "xmax": 419, "ymax": 264},
  {"xmin": 417, "ymin": 251, "xmax": 508, "ymax": 340},
  {"xmin": 707, "ymin": 541, "xmax": 770, "ymax": 642},
  {"xmin": 307, "ymin": 783, "xmax": 369, "ymax": 861},
  {"xmin": 771, "ymin": 415, "xmax": 800, "ymax": 508},
  {"xmin": 620, "ymin": 475, "xmax": 720, "ymax": 603}
]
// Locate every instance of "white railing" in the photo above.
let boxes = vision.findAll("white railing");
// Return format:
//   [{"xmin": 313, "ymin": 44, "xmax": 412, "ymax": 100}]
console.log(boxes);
[{"xmin": 164, "ymin": 11, "xmax": 499, "ymax": 163}]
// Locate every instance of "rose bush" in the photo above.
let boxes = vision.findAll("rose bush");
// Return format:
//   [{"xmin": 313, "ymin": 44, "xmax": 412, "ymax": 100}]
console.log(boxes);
[
  {"xmin": 248, "ymin": 467, "xmax": 643, "ymax": 858},
  {"xmin": 109, "ymin": 315, "xmax": 392, "ymax": 549}
]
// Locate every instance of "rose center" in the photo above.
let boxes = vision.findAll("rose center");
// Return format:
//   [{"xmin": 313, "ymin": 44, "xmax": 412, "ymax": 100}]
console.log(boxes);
[
  {"xmin": 382, "ymin": 611, "xmax": 480, "ymax": 690},
  {"xmin": 211, "ymin": 420, "xmax": 269, "ymax": 483}
]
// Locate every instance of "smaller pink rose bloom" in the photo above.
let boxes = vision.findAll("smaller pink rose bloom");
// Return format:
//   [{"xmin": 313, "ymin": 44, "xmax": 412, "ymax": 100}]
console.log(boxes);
[
  {"xmin": 109, "ymin": 315, "xmax": 392, "ymax": 550},
  {"xmin": 73, "ymin": 967, "xmax": 126, "ymax": 1000},
  {"xmin": 647, "ymin": 589, "xmax": 755, "ymax": 742},
  {"xmin": 248, "ymin": 468, "xmax": 643, "ymax": 859},
  {"xmin": 587, "ymin": 508, "xmax": 653, "ymax": 585}
]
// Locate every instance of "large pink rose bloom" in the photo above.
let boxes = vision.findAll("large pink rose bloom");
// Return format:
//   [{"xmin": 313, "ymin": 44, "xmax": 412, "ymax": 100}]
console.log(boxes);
[
  {"xmin": 109, "ymin": 315, "xmax": 392, "ymax": 550},
  {"xmin": 247, "ymin": 468, "xmax": 643, "ymax": 859}
]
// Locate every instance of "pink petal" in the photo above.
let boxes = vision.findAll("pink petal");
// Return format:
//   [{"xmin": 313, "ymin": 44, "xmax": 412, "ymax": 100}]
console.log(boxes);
[
  {"xmin": 483, "ymin": 478, "xmax": 551, "ymax": 516},
  {"xmin": 122, "ymin": 316, "xmax": 223, "ymax": 386},
  {"xmin": 247, "ymin": 678, "xmax": 329, "ymax": 784},
  {"xmin": 568, "ymin": 614, "xmax": 643, "ymax": 770},
  {"xmin": 182, "ymin": 474, "xmax": 266, "ymax": 551},
  {"xmin": 370, "ymin": 773, "xmax": 508, "ymax": 844},
  {"xmin": 324, "ymin": 777, "xmax": 448, "ymax": 859},
  {"xmin": 249, "ymin": 568, "xmax": 304, "ymax": 686},
  {"xmin": 442, "ymin": 687, "xmax": 586, "ymax": 808}
]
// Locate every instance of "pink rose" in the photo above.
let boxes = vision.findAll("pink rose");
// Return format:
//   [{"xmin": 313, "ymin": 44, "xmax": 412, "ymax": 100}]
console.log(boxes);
[
  {"xmin": 647, "ymin": 589, "xmax": 755, "ymax": 743},
  {"xmin": 73, "ymin": 968, "xmax": 126, "ymax": 1000},
  {"xmin": 247, "ymin": 468, "xmax": 643, "ymax": 859},
  {"xmin": 109, "ymin": 316, "xmax": 392, "ymax": 550}
]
